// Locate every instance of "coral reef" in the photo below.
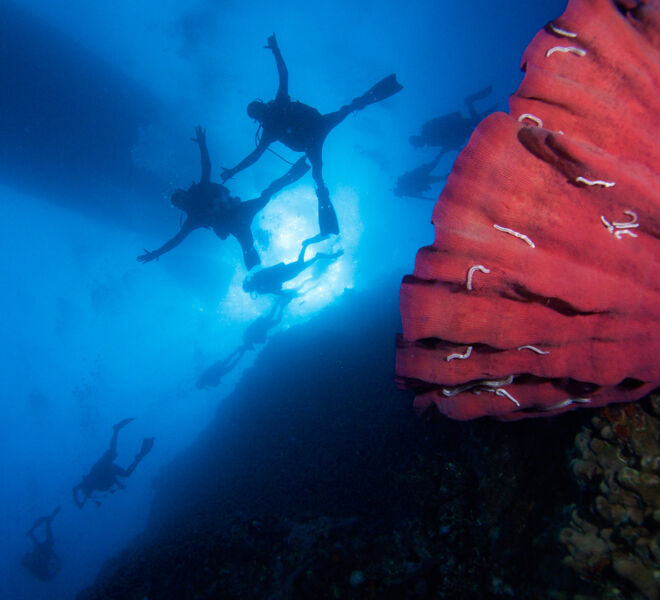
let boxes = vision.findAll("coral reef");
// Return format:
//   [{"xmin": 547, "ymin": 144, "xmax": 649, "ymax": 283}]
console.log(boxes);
[{"xmin": 561, "ymin": 392, "xmax": 660, "ymax": 599}]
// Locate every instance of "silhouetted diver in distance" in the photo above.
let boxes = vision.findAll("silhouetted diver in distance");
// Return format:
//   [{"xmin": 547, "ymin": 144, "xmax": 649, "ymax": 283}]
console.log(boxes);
[
  {"xmin": 21, "ymin": 506, "xmax": 61, "ymax": 581},
  {"xmin": 242, "ymin": 249, "xmax": 344, "ymax": 297},
  {"xmin": 196, "ymin": 295, "xmax": 292, "ymax": 389},
  {"xmin": 409, "ymin": 86, "xmax": 496, "ymax": 154},
  {"xmin": 73, "ymin": 418, "xmax": 154, "ymax": 508},
  {"xmin": 394, "ymin": 151, "xmax": 448, "ymax": 200}
]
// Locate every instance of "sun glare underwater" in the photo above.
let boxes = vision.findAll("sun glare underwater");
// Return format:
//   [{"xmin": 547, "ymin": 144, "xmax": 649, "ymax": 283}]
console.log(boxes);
[{"xmin": 1, "ymin": 1, "xmax": 569, "ymax": 598}]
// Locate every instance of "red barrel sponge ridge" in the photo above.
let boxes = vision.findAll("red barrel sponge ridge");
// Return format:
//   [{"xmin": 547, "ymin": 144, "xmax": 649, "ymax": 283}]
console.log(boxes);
[{"xmin": 396, "ymin": 0, "xmax": 660, "ymax": 420}]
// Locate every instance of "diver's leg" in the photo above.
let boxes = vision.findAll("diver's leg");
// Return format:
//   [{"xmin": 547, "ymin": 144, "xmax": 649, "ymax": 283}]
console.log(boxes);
[
  {"xmin": 110, "ymin": 418, "xmax": 134, "ymax": 453},
  {"xmin": 227, "ymin": 346, "xmax": 246, "ymax": 369},
  {"xmin": 314, "ymin": 75, "xmax": 403, "ymax": 166},
  {"xmin": 272, "ymin": 296, "xmax": 288, "ymax": 323},
  {"xmin": 314, "ymin": 249, "xmax": 344, "ymax": 262},
  {"xmin": 321, "ymin": 105, "xmax": 353, "ymax": 134},
  {"xmin": 307, "ymin": 147, "xmax": 339, "ymax": 237},
  {"xmin": 320, "ymin": 76, "xmax": 403, "ymax": 133},
  {"xmin": 42, "ymin": 506, "xmax": 59, "ymax": 546},
  {"xmin": 234, "ymin": 226, "xmax": 260, "ymax": 270},
  {"xmin": 121, "ymin": 437, "xmax": 154, "ymax": 477}
]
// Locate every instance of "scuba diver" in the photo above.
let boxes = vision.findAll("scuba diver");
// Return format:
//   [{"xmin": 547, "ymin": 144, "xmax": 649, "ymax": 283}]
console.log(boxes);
[
  {"xmin": 21, "ymin": 506, "xmax": 61, "ymax": 581},
  {"xmin": 73, "ymin": 418, "xmax": 154, "ymax": 508},
  {"xmin": 394, "ymin": 151, "xmax": 449, "ymax": 200},
  {"xmin": 196, "ymin": 295, "xmax": 292, "ymax": 389},
  {"xmin": 242, "ymin": 248, "xmax": 344, "ymax": 297},
  {"xmin": 138, "ymin": 126, "xmax": 310, "ymax": 270},
  {"xmin": 240, "ymin": 294, "xmax": 291, "ymax": 349},
  {"xmin": 221, "ymin": 33, "xmax": 402, "ymax": 245},
  {"xmin": 196, "ymin": 346, "xmax": 246, "ymax": 389},
  {"xmin": 409, "ymin": 85, "xmax": 496, "ymax": 154}
]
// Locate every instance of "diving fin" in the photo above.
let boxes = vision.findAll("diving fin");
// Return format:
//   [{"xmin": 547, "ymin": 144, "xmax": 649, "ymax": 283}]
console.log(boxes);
[
  {"xmin": 351, "ymin": 74, "xmax": 403, "ymax": 111},
  {"xmin": 114, "ymin": 417, "xmax": 135, "ymax": 430},
  {"xmin": 317, "ymin": 186, "xmax": 339, "ymax": 236},
  {"xmin": 138, "ymin": 437, "xmax": 155, "ymax": 459},
  {"xmin": 465, "ymin": 85, "xmax": 493, "ymax": 104},
  {"xmin": 465, "ymin": 86, "xmax": 494, "ymax": 120}
]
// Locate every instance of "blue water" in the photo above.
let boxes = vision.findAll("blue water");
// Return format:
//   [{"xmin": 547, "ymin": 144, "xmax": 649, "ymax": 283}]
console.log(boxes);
[{"xmin": 1, "ymin": 1, "xmax": 567, "ymax": 597}]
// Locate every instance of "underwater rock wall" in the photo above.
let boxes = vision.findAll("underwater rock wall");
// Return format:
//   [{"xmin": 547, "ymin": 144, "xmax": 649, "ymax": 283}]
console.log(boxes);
[{"xmin": 77, "ymin": 284, "xmax": 593, "ymax": 599}]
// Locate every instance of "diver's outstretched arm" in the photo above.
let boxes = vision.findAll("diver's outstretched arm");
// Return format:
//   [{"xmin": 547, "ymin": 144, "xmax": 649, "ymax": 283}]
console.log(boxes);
[
  {"xmin": 191, "ymin": 126, "xmax": 211, "ymax": 184},
  {"xmin": 266, "ymin": 33, "xmax": 288, "ymax": 101},
  {"xmin": 43, "ymin": 507, "xmax": 60, "ymax": 546},
  {"xmin": 137, "ymin": 221, "xmax": 195, "ymax": 263},
  {"xmin": 26, "ymin": 518, "xmax": 43, "ymax": 546}
]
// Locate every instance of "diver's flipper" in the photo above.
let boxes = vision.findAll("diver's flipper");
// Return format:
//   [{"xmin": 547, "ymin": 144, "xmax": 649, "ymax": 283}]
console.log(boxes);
[
  {"xmin": 351, "ymin": 74, "xmax": 403, "ymax": 111},
  {"xmin": 317, "ymin": 187, "xmax": 339, "ymax": 236},
  {"xmin": 319, "ymin": 204, "xmax": 339, "ymax": 235},
  {"xmin": 465, "ymin": 86, "xmax": 494, "ymax": 119},
  {"xmin": 138, "ymin": 437, "xmax": 155, "ymax": 459},
  {"xmin": 114, "ymin": 417, "xmax": 135, "ymax": 430},
  {"xmin": 465, "ymin": 85, "xmax": 493, "ymax": 104}
]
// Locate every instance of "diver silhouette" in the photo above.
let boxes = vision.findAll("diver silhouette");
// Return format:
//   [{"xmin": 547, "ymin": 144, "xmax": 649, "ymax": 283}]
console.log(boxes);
[
  {"xmin": 198, "ymin": 248, "xmax": 345, "ymax": 389},
  {"xmin": 394, "ymin": 151, "xmax": 449, "ymax": 200},
  {"xmin": 221, "ymin": 33, "xmax": 402, "ymax": 244},
  {"xmin": 73, "ymin": 418, "xmax": 154, "ymax": 508},
  {"xmin": 196, "ymin": 295, "xmax": 292, "ymax": 389},
  {"xmin": 138, "ymin": 126, "xmax": 310, "ymax": 270},
  {"xmin": 409, "ymin": 85, "xmax": 496, "ymax": 154},
  {"xmin": 21, "ymin": 506, "xmax": 61, "ymax": 581},
  {"xmin": 196, "ymin": 346, "xmax": 246, "ymax": 390},
  {"xmin": 242, "ymin": 248, "xmax": 344, "ymax": 297}
]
